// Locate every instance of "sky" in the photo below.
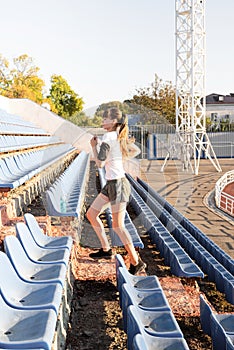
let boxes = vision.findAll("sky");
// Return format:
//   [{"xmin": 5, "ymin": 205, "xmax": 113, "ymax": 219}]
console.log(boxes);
[{"xmin": 1, "ymin": 0, "xmax": 234, "ymax": 112}]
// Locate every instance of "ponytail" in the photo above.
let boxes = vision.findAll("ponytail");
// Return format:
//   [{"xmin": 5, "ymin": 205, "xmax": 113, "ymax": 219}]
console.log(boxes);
[
  {"xmin": 118, "ymin": 114, "xmax": 135, "ymax": 159},
  {"xmin": 103, "ymin": 108, "xmax": 135, "ymax": 158}
]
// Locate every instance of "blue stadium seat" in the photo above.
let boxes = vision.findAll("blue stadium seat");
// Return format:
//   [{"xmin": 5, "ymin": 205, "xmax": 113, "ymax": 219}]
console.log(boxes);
[
  {"xmin": 0, "ymin": 135, "xmax": 61, "ymax": 152},
  {"xmin": 116, "ymin": 266, "xmax": 161, "ymax": 308},
  {"xmin": 227, "ymin": 336, "xmax": 234, "ymax": 350},
  {"xmin": 121, "ymin": 283, "xmax": 170, "ymax": 332},
  {"xmin": 45, "ymin": 151, "xmax": 90, "ymax": 217},
  {"xmin": 0, "ymin": 292, "xmax": 57, "ymax": 350},
  {"xmin": 4, "ymin": 235, "xmax": 67, "ymax": 287},
  {"xmin": 24, "ymin": 213, "xmax": 73, "ymax": 251},
  {"xmin": 210, "ymin": 313, "xmax": 234, "ymax": 350},
  {"xmin": 137, "ymin": 176, "xmax": 234, "ymax": 277},
  {"xmin": 132, "ymin": 333, "xmax": 190, "ymax": 350},
  {"xmin": 115, "ymin": 253, "xmax": 126, "ymax": 272},
  {"xmin": 127, "ymin": 304, "xmax": 183, "ymax": 349},
  {"xmin": 0, "ymin": 144, "xmax": 75, "ymax": 188},
  {"xmin": 130, "ymin": 185, "xmax": 204, "ymax": 278},
  {"xmin": 0, "ymin": 251, "xmax": 63, "ymax": 315},
  {"xmin": 15, "ymin": 222, "xmax": 70, "ymax": 266},
  {"xmin": 199, "ymin": 294, "xmax": 214, "ymax": 336}
]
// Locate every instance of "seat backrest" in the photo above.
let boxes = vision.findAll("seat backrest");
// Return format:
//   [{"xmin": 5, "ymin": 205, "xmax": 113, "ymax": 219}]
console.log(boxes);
[
  {"xmin": 115, "ymin": 254, "xmax": 126, "ymax": 271},
  {"xmin": 4, "ymin": 235, "xmax": 33, "ymax": 276},
  {"xmin": 132, "ymin": 334, "xmax": 148, "ymax": 350},
  {"xmin": 16, "ymin": 222, "xmax": 41, "ymax": 258},
  {"xmin": 199, "ymin": 293, "xmax": 215, "ymax": 336},
  {"xmin": 24, "ymin": 213, "xmax": 46, "ymax": 246},
  {"xmin": 0, "ymin": 251, "xmax": 21, "ymax": 293}
]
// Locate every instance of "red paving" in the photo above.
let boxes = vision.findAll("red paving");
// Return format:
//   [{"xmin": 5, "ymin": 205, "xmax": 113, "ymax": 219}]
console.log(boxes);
[
  {"xmin": 221, "ymin": 182, "xmax": 234, "ymax": 216},
  {"xmin": 223, "ymin": 182, "xmax": 234, "ymax": 197}
]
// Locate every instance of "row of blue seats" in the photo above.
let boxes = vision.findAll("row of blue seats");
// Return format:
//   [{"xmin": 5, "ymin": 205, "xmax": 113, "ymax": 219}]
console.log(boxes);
[
  {"xmin": 0, "ymin": 144, "xmax": 75, "ymax": 188},
  {"xmin": 115, "ymin": 254, "xmax": 190, "ymax": 350},
  {"xmin": 200, "ymin": 294, "xmax": 234, "ymax": 350},
  {"xmin": 128, "ymin": 175, "xmax": 234, "ymax": 304},
  {"xmin": 0, "ymin": 213, "xmax": 73, "ymax": 349},
  {"xmin": 0, "ymin": 108, "xmax": 37, "ymax": 127},
  {"xmin": 0, "ymin": 121, "xmax": 48, "ymax": 135},
  {"xmin": 0, "ymin": 108, "xmax": 48, "ymax": 136},
  {"xmin": 138, "ymin": 177, "xmax": 234, "ymax": 277},
  {"xmin": 0, "ymin": 135, "xmax": 62, "ymax": 152},
  {"xmin": 45, "ymin": 151, "xmax": 90, "ymax": 218},
  {"xmin": 127, "ymin": 176, "xmax": 203, "ymax": 278},
  {"xmin": 98, "ymin": 168, "xmax": 144, "ymax": 249}
]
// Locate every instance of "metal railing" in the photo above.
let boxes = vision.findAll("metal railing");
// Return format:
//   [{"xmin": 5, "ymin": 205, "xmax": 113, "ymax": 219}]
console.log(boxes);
[{"xmin": 215, "ymin": 170, "xmax": 234, "ymax": 216}]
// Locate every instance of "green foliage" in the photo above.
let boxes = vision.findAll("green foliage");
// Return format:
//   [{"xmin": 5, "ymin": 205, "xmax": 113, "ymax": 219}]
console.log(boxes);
[
  {"xmin": 0, "ymin": 54, "xmax": 45, "ymax": 103},
  {"xmin": 48, "ymin": 75, "xmax": 84, "ymax": 118},
  {"xmin": 125, "ymin": 74, "xmax": 176, "ymax": 125}
]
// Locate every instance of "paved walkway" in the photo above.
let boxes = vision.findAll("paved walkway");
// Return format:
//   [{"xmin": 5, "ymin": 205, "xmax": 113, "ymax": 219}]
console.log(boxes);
[{"xmin": 139, "ymin": 158, "xmax": 234, "ymax": 259}]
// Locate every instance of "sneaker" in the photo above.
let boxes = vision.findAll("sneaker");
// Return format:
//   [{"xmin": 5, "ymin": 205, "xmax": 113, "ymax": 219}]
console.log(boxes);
[
  {"xmin": 89, "ymin": 248, "xmax": 112, "ymax": 259},
  {"xmin": 129, "ymin": 258, "xmax": 147, "ymax": 275}
]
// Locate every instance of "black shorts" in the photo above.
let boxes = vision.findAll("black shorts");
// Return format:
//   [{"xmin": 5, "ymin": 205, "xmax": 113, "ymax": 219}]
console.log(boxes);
[{"xmin": 101, "ymin": 177, "xmax": 131, "ymax": 204}]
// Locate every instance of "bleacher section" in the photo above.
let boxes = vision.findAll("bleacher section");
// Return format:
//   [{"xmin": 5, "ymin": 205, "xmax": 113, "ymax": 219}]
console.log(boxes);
[
  {"xmin": 0, "ymin": 106, "xmax": 91, "ymax": 229},
  {"xmin": 0, "ymin": 213, "xmax": 73, "ymax": 350},
  {"xmin": 2, "ymin": 100, "xmax": 234, "ymax": 349},
  {"xmin": 200, "ymin": 294, "xmax": 234, "ymax": 350},
  {"xmin": 0, "ymin": 96, "xmax": 92, "ymax": 154},
  {"xmin": 115, "ymin": 254, "xmax": 190, "ymax": 350},
  {"xmin": 0, "ymin": 105, "xmax": 89, "ymax": 348},
  {"xmin": 127, "ymin": 174, "xmax": 234, "ymax": 305},
  {"xmin": 45, "ymin": 151, "xmax": 90, "ymax": 218}
]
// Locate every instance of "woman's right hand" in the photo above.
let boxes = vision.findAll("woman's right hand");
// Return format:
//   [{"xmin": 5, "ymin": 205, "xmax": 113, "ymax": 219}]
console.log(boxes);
[{"xmin": 90, "ymin": 136, "xmax": 98, "ymax": 148}]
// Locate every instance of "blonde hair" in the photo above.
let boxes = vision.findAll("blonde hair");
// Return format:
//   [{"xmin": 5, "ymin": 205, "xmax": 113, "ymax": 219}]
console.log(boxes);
[{"xmin": 103, "ymin": 107, "xmax": 134, "ymax": 158}]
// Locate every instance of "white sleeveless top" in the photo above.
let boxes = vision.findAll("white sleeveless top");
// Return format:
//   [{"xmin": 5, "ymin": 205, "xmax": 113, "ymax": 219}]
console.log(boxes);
[{"xmin": 98, "ymin": 131, "xmax": 125, "ymax": 180}]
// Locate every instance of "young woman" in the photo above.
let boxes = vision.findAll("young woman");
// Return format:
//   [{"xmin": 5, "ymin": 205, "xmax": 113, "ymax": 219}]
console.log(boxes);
[{"xmin": 86, "ymin": 107, "xmax": 146, "ymax": 275}]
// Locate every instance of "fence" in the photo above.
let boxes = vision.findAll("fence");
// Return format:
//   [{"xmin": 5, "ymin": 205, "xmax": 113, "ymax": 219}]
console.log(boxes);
[
  {"xmin": 215, "ymin": 170, "xmax": 234, "ymax": 217},
  {"xmin": 128, "ymin": 127, "xmax": 234, "ymax": 160}
]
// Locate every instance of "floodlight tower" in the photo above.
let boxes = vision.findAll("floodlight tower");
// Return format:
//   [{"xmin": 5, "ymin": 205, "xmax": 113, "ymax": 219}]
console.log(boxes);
[{"xmin": 163, "ymin": 0, "xmax": 221, "ymax": 174}]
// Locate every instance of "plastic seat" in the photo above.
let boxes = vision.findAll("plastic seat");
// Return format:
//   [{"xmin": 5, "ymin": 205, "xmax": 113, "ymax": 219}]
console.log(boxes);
[
  {"xmin": 16, "ymin": 222, "xmax": 70, "ymax": 266},
  {"xmin": 0, "ymin": 251, "xmax": 63, "ymax": 315},
  {"xmin": 127, "ymin": 304, "xmax": 183, "ymax": 349},
  {"xmin": 224, "ymin": 278, "xmax": 234, "ymax": 304},
  {"xmin": 210, "ymin": 313, "xmax": 234, "ymax": 350},
  {"xmin": 24, "ymin": 213, "xmax": 73, "ymax": 251},
  {"xmin": 132, "ymin": 333, "xmax": 190, "ymax": 350},
  {"xmin": 116, "ymin": 266, "xmax": 161, "ymax": 308},
  {"xmin": 227, "ymin": 335, "xmax": 234, "ymax": 350},
  {"xmin": 122, "ymin": 283, "xmax": 170, "ymax": 332},
  {"xmin": 129, "ymin": 182, "xmax": 204, "ymax": 278},
  {"xmin": 199, "ymin": 294, "xmax": 215, "ymax": 336},
  {"xmin": 115, "ymin": 253, "xmax": 127, "ymax": 272},
  {"xmin": 4, "ymin": 235, "xmax": 67, "ymax": 287},
  {"xmin": 0, "ymin": 292, "xmax": 57, "ymax": 350},
  {"xmin": 45, "ymin": 151, "xmax": 89, "ymax": 217}
]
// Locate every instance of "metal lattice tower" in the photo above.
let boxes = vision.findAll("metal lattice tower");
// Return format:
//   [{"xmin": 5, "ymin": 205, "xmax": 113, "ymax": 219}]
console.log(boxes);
[{"xmin": 162, "ymin": 0, "xmax": 221, "ymax": 175}]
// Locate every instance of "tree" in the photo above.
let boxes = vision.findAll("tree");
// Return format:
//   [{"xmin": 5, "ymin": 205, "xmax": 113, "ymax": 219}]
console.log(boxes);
[
  {"xmin": 0, "ymin": 54, "xmax": 45, "ymax": 103},
  {"xmin": 48, "ymin": 75, "xmax": 84, "ymax": 118},
  {"xmin": 94, "ymin": 101, "xmax": 133, "ymax": 119},
  {"xmin": 125, "ymin": 74, "xmax": 176, "ymax": 125}
]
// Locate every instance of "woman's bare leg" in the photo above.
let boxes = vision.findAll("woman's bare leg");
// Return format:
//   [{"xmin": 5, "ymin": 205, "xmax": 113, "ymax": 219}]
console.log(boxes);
[
  {"xmin": 86, "ymin": 193, "xmax": 111, "ymax": 250},
  {"xmin": 111, "ymin": 202, "xmax": 139, "ymax": 265}
]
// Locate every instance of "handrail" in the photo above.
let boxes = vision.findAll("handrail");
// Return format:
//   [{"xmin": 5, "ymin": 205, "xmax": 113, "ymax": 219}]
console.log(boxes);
[{"xmin": 215, "ymin": 170, "xmax": 234, "ymax": 216}]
